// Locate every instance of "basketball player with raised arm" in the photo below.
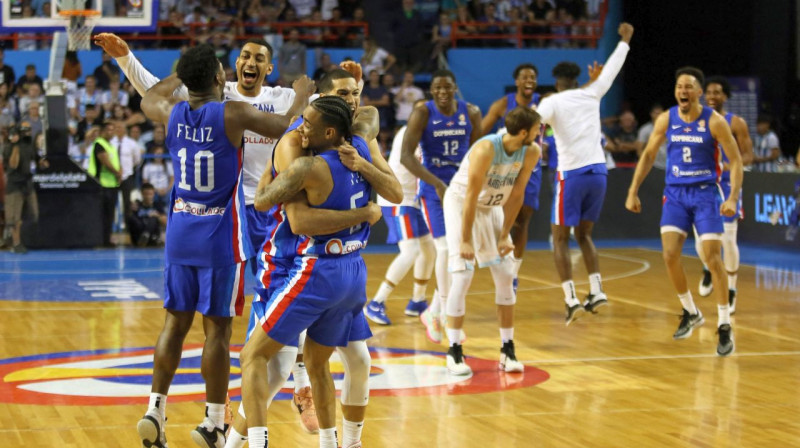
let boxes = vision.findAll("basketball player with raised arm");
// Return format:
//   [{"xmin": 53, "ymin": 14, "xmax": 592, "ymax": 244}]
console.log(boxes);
[
  {"xmin": 225, "ymin": 69, "xmax": 402, "ymax": 448},
  {"xmin": 694, "ymin": 76, "xmax": 753, "ymax": 313},
  {"xmin": 364, "ymin": 99, "xmax": 436, "ymax": 326},
  {"xmin": 239, "ymin": 96, "xmax": 385, "ymax": 448},
  {"xmin": 481, "ymin": 63, "xmax": 542, "ymax": 294},
  {"xmin": 536, "ymin": 23, "xmax": 634, "ymax": 325},
  {"xmin": 94, "ymin": 33, "xmax": 326, "ymax": 433},
  {"xmin": 626, "ymin": 66, "xmax": 742, "ymax": 357},
  {"xmin": 137, "ymin": 45, "xmax": 296, "ymax": 448},
  {"xmin": 401, "ymin": 70, "xmax": 483, "ymax": 343},
  {"xmin": 443, "ymin": 106, "xmax": 541, "ymax": 375}
]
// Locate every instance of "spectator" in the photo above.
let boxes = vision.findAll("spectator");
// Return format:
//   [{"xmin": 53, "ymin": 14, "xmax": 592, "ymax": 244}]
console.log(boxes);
[
  {"xmin": 320, "ymin": 0, "xmax": 339, "ymax": 20},
  {"xmin": 145, "ymin": 124, "xmax": 166, "ymax": 153},
  {"xmin": 158, "ymin": 10, "xmax": 187, "ymax": 49},
  {"xmin": 338, "ymin": 0, "xmax": 360, "ymax": 18},
  {"xmin": 361, "ymin": 69, "xmax": 393, "ymax": 131},
  {"xmin": 430, "ymin": 12, "xmax": 453, "ymax": 66},
  {"xmin": 391, "ymin": 71, "xmax": 424, "ymax": 126},
  {"xmin": 101, "ymin": 73, "xmax": 130, "ymax": 116},
  {"xmin": 93, "ymin": 52, "xmax": 121, "ymax": 90},
  {"xmin": 127, "ymin": 182, "xmax": 166, "ymax": 247},
  {"xmin": 18, "ymin": 83, "xmax": 44, "ymax": 120},
  {"xmin": 3, "ymin": 123, "xmax": 46, "ymax": 254},
  {"xmin": 278, "ymin": 28, "xmax": 307, "ymax": 85},
  {"xmin": 392, "ymin": 0, "xmax": 427, "ymax": 73},
  {"xmin": 22, "ymin": 102, "xmax": 43, "ymax": 140},
  {"xmin": 110, "ymin": 120, "xmax": 144, "ymax": 220},
  {"xmin": 290, "ymin": 0, "xmax": 317, "ymax": 18},
  {"xmin": 313, "ymin": 53, "xmax": 337, "ymax": 82},
  {"xmin": 88, "ymin": 121, "xmax": 122, "ymax": 247},
  {"xmin": 753, "ymin": 115, "xmax": 782, "ymax": 172},
  {"xmin": 61, "ymin": 51, "xmax": 82, "ymax": 89},
  {"xmin": 75, "ymin": 104, "xmax": 104, "ymax": 151},
  {"xmin": 16, "ymin": 64, "xmax": 44, "ymax": 95},
  {"xmin": 550, "ymin": 8, "xmax": 574, "ymax": 48},
  {"xmin": 608, "ymin": 110, "xmax": 639, "ymax": 168},
  {"xmin": 305, "ymin": 9, "xmax": 326, "ymax": 47},
  {"xmin": 0, "ymin": 48, "xmax": 16, "ymax": 93},
  {"xmin": 72, "ymin": 75, "xmax": 104, "ymax": 118},
  {"xmin": 526, "ymin": 0, "xmax": 555, "ymax": 47},
  {"xmin": 637, "ymin": 103, "xmax": 667, "ymax": 169},
  {"xmin": 361, "ymin": 38, "xmax": 396, "ymax": 76},
  {"xmin": 478, "ymin": 2, "xmax": 508, "ymax": 47},
  {"xmin": 0, "ymin": 95, "xmax": 15, "ymax": 130},
  {"xmin": 324, "ymin": 7, "xmax": 347, "ymax": 46},
  {"xmin": 347, "ymin": 6, "xmax": 367, "ymax": 47},
  {"xmin": 128, "ymin": 124, "xmax": 147, "ymax": 148},
  {"xmin": 141, "ymin": 145, "xmax": 173, "ymax": 201}
]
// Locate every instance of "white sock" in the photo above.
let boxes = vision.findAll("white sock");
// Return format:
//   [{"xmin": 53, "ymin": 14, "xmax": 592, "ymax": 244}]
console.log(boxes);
[
  {"xmin": 227, "ymin": 427, "xmax": 248, "ymax": 448},
  {"xmin": 372, "ymin": 282, "xmax": 393, "ymax": 304},
  {"xmin": 728, "ymin": 274, "xmax": 737, "ymax": 291},
  {"xmin": 412, "ymin": 281, "xmax": 427, "ymax": 302},
  {"xmin": 342, "ymin": 419, "xmax": 364, "ymax": 447},
  {"xmin": 429, "ymin": 290, "xmax": 441, "ymax": 316},
  {"xmin": 248, "ymin": 427, "xmax": 268, "ymax": 448},
  {"xmin": 678, "ymin": 291, "xmax": 698, "ymax": 315},
  {"xmin": 319, "ymin": 427, "xmax": 338, "ymax": 448},
  {"xmin": 293, "ymin": 362, "xmax": 311, "ymax": 391},
  {"xmin": 588, "ymin": 272, "xmax": 602, "ymax": 295},
  {"xmin": 205, "ymin": 402, "xmax": 225, "ymax": 430},
  {"xmin": 500, "ymin": 327, "xmax": 513, "ymax": 343},
  {"xmin": 562, "ymin": 280, "xmax": 579, "ymax": 306},
  {"xmin": 446, "ymin": 328, "xmax": 462, "ymax": 346},
  {"xmin": 718, "ymin": 304, "xmax": 731, "ymax": 326},
  {"xmin": 148, "ymin": 393, "xmax": 167, "ymax": 421}
]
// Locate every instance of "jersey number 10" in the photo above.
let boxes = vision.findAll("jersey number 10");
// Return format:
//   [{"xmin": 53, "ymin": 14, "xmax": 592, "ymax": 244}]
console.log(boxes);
[{"xmin": 177, "ymin": 148, "xmax": 215, "ymax": 192}]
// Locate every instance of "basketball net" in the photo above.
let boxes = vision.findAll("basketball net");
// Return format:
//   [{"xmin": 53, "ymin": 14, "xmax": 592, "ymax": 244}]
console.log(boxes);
[{"xmin": 57, "ymin": 0, "xmax": 100, "ymax": 51}]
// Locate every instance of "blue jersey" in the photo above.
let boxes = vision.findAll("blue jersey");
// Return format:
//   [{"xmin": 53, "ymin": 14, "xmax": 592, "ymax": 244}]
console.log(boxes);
[
  {"xmin": 297, "ymin": 136, "xmax": 373, "ymax": 256},
  {"xmin": 719, "ymin": 112, "xmax": 737, "ymax": 182},
  {"xmin": 164, "ymin": 101, "xmax": 252, "ymax": 267},
  {"xmin": 665, "ymin": 106, "xmax": 721, "ymax": 186},
  {"xmin": 260, "ymin": 117, "xmax": 305, "ymax": 260},
  {"xmin": 544, "ymin": 127, "xmax": 558, "ymax": 171},
  {"xmin": 419, "ymin": 100, "xmax": 472, "ymax": 197},
  {"xmin": 499, "ymin": 92, "xmax": 540, "ymax": 129}
]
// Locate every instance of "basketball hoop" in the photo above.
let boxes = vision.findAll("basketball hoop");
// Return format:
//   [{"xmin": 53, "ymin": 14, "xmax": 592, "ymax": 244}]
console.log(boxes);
[{"xmin": 58, "ymin": 9, "xmax": 101, "ymax": 51}]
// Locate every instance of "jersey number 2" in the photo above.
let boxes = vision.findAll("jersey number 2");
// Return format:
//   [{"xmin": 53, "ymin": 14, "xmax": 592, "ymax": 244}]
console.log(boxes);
[
  {"xmin": 682, "ymin": 146, "xmax": 692, "ymax": 163},
  {"xmin": 177, "ymin": 148, "xmax": 215, "ymax": 192}
]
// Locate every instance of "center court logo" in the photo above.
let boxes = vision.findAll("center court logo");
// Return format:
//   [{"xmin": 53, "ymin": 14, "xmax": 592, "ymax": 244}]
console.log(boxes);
[{"xmin": 0, "ymin": 345, "xmax": 549, "ymax": 405}]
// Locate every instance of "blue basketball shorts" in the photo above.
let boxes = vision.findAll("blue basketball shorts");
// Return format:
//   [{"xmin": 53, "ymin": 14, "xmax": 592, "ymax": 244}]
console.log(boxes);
[
  {"xmin": 419, "ymin": 193, "xmax": 447, "ymax": 238},
  {"xmin": 523, "ymin": 168, "xmax": 542, "ymax": 210},
  {"xmin": 245, "ymin": 204, "xmax": 273, "ymax": 276},
  {"xmin": 719, "ymin": 180, "xmax": 743, "ymax": 224},
  {"xmin": 252, "ymin": 253, "xmax": 373, "ymax": 348},
  {"xmin": 382, "ymin": 205, "xmax": 430, "ymax": 244},
  {"xmin": 164, "ymin": 261, "xmax": 247, "ymax": 317},
  {"xmin": 660, "ymin": 184, "xmax": 724, "ymax": 236},
  {"xmin": 248, "ymin": 254, "xmax": 293, "ymax": 342},
  {"xmin": 551, "ymin": 172, "xmax": 607, "ymax": 226}
]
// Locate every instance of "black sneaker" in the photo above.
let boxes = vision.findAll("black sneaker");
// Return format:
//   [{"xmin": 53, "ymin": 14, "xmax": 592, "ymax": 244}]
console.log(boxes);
[
  {"xmin": 583, "ymin": 292, "xmax": 608, "ymax": 313},
  {"xmin": 137, "ymin": 413, "xmax": 168, "ymax": 448},
  {"xmin": 673, "ymin": 308, "xmax": 705, "ymax": 339},
  {"xmin": 716, "ymin": 324, "xmax": 735, "ymax": 356},
  {"xmin": 729, "ymin": 289, "xmax": 737, "ymax": 315},
  {"xmin": 499, "ymin": 341, "xmax": 524, "ymax": 372},
  {"xmin": 446, "ymin": 343, "xmax": 472, "ymax": 375},
  {"xmin": 698, "ymin": 268, "xmax": 713, "ymax": 297},
  {"xmin": 191, "ymin": 420, "xmax": 225, "ymax": 448},
  {"xmin": 565, "ymin": 302, "xmax": 585, "ymax": 326},
  {"xmin": 11, "ymin": 244, "xmax": 27, "ymax": 254}
]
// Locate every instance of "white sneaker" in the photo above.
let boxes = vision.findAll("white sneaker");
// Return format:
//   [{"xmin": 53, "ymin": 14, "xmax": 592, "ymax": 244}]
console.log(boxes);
[
  {"xmin": 191, "ymin": 417, "xmax": 225, "ymax": 448},
  {"xmin": 446, "ymin": 344, "xmax": 472, "ymax": 376},
  {"xmin": 137, "ymin": 409, "xmax": 168, "ymax": 448},
  {"xmin": 499, "ymin": 341, "xmax": 524, "ymax": 373},
  {"xmin": 420, "ymin": 308, "xmax": 443, "ymax": 344}
]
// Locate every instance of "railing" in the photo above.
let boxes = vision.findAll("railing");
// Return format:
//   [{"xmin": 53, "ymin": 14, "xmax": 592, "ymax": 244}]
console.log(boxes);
[{"xmin": 449, "ymin": 19, "xmax": 604, "ymax": 49}]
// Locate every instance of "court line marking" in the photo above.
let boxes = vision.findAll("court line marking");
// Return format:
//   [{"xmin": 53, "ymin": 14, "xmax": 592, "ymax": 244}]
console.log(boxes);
[{"xmin": 520, "ymin": 350, "xmax": 800, "ymax": 364}]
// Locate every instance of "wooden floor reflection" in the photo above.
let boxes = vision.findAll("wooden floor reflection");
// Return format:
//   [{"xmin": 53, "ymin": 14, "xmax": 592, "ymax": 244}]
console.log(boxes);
[{"xmin": 1, "ymin": 247, "xmax": 799, "ymax": 447}]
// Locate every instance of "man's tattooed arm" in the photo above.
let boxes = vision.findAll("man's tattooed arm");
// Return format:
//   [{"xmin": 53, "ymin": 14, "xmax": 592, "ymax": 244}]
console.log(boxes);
[{"xmin": 254, "ymin": 156, "xmax": 315, "ymax": 211}]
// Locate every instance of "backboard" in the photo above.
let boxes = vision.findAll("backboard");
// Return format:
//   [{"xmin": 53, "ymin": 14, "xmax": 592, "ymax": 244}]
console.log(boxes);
[{"xmin": 0, "ymin": 0, "xmax": 157, "ymax": 33}]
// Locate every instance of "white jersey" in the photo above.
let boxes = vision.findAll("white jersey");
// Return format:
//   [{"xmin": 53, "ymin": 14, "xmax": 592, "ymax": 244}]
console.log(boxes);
[
  {"xmin": 448, "ymin": 133, "xmax": 527, "ymax": 208},
  {"xmin": 536, "ymin": 41, "xmax": 630, "ymax": 172},
  {"xmin": 115, "ymin": 52, "xmax": 296, "ymax": 205},
  {"xmin": 378, "ymin": 125, "xmax": 420, "ymax": 207}
]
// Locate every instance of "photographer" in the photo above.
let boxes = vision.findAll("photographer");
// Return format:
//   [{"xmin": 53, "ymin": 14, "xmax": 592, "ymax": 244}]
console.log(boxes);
[
  {"xmin": 126, "ymin": 182, "xmax": 166, "ymax": 247},
  {"xmin": 3, "ymin": 123, "xmax": 47, "ymax": 253}
]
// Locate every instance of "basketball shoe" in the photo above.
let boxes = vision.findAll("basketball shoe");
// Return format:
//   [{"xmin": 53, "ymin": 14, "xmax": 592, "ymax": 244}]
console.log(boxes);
[
  {"xmin": 583, "ymin": 292, "xmax": 608, "ymax": 313},
  {"xmin": 446, "ymin": 344, "xmax": 472, "ymax": 376},
  {"xmin": 673, "ymin": 308, "xmax": 705, "ymax": 339},
  {"xmin": 698, "ymin": 268, "xmax": 713, "ymax": 297},
  {"xmin": 565, "ymin": 302, "xmax": 585, "ymax": 326},
  {"xmin": 191, "ymin": 418, "xmax": 225, "ymax": 448},
  {"xmin": 364, "ymin": 301, "xmax": 391, "ymax": 325},
  {"xmin": 137, "ymin": 409, "xmax": 168, "ymax": 448},
  {"xmin": 404, "ymin": 299, "xmax": 428, "ymax": 317},
  {"xmin": 420, "ymin": 307, "xmax": 442, "ymax": 344},
  {"xmin": 716, "ymin": 324, "xmax": 735, "ymax": 356},
  {"xmin": 293, "ymin": 386, "xmax": 319, "ymax": 433},
  {"xmin": 499, "ymin": 341, "xmax": 524, "ymax": 373}
]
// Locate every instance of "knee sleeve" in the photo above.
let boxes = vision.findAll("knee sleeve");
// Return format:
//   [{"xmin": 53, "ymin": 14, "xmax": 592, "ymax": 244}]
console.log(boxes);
[
  {"xmin": 337, "ymin": 340, "xmax": 371, "ymax": 406},
  {"xmin": 414, "ymin": 234, "xmax": 436, "ymax": 280},
  {"xmin": 446, "ymin": 269, "xmax": 473, "ymax": 318},
  {"xmin": 490, "ymin": 259, "xmax": 516, "ymax": 306},
  {"xmin": 265, "ymin": 345, "xmax": 298, "ymax": 407},
  {"xmin": 693, "ymin": 226, "xmax": 706, "ymax": 265},
  {"xmin": 433, "ymin": 236, "xmax": 450, "ymax": 298},
  {"xmin": 385, "ymin": 239, "xmax": 419, "ymax": 284},
  {"xmin": 722, "ymin": 222, "xmax": 739, "ymax": 273}
]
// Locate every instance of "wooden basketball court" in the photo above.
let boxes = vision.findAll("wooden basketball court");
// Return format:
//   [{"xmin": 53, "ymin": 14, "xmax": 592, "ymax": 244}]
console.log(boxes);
[{"xmin": 1, "ymin": 244, "xmax": 798, "ymax": 447}]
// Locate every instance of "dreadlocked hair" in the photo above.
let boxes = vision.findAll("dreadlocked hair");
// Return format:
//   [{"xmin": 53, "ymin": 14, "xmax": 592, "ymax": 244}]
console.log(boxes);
[{"xmin": 310, "ymin": 96, "xmax": 354, "ymax": 143}]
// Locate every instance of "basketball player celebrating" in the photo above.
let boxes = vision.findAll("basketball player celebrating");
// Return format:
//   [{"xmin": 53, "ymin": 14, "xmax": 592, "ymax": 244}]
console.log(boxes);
[
  {"xmin": 364, "ymin": 101, "xmax": 436, "ymax": 326},
  {"xmin": 240, "ymin": 96, "xmax": 381, "ymax": 448},
  {"xmin": 626, "ymin": 67, "xmax": 742, "ymax": 357},
  {"xmin": 481, "ymin": 63, "xmax": 543, "ymax": 294},
  {"xmin": 226, "ymin": 69, "xmax": 401, "ymax": 448},
  {"xmin": 694, "ymin": 76, "xmax": 753, "ymax": 312},
  {"xmin": 536, "ymin": 23, "xmax": 634, "ymax": 325},
  {"xmin": 443, "ymin": 107, "xmax": 542, "ymax": 375},
  {"xmin": 401, "ymin": 70, "xmax": 483, "ymax": 343},
  {"xmin": 137, "ymin": 45, "xmax": 296, "ymax": 448},
  {"xmin": 94, "ymin": 33, "xmax": 324, "ymax": 433}
]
